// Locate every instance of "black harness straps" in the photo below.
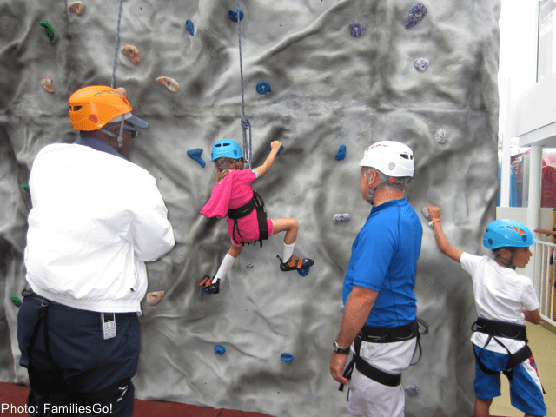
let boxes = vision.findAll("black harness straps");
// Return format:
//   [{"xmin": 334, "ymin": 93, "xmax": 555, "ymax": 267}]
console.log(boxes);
[
  {"xmin": 227, "ymin": 189, "xmax": 268, "ymax": 247},
  {"xmin": 339, "ymin": 320, "xmax": 421, "ymax": 391},
  {"xmin": 471, "ymin": 317, "xmax": 534, "ymax": 383}
]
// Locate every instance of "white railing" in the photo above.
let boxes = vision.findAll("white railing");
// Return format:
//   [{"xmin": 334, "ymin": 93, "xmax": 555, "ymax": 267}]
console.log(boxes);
[{"xmin": 534, "ymin": 240, "xmax": 556, "ymax": 326}]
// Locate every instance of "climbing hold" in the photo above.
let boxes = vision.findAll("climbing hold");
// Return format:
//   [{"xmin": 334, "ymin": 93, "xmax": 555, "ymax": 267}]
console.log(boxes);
[
  {"xmin": 147, "ymin": 291, "xmax": 165, "ymax": 306},
  {"xmin": 335, "ymin": 144, "xmax": 347, "ymax": 161},
  {"xmin": 405, "ymin": 385, "xmax": 420, "ymax": 396},
  {"xmin": 68, "ymin": 2, "xmax": 86, "ymax": 16},
  {"xmin": 405, "ymin": 3, "xmax": 427, "ymax": 29},
  {"xmin": 41, "ymin": 77, "xmax": 55, "ymax": 93},
  {"xmin": 246, "ymin": 261, "xmax": 254, "ymax": 268},
  {"xmin": 333, "ymin": 214, "xmax": 351, "ymax": 223},
  {"xmin": 116, "ymin": 87, "xmax": 128, "ymax": 97},
  {"xmin": 215, "ymin": 345, "xmax": 226, "ymax": 355},
  {"xmin": 10, "ymin": 296, "xmax": 22, "ymax": 307},
  {"xmin": 186, "ymin": 19, "xmax": 195, "ymax": 36},
  {"xmin": 187, "ymin": 148, "xmax": 206, "ymax": 168},
  {"xmin": 297, "ymin": 268, "xmax": 310, "ymax": 277},
  {"xmin": 40, "ymin": 21, "xmax": 55, "ymax": 41},
  {"xmin": 275, "ymin": 145, "xmax": 284, "ymax": 156},
  {"xmin": 22, "ymin": 184, "xmax": 29, "ymax": 191},
  {"xmin": 281, "ymin": 353, "xmax": 294, "ymax": 362},
  {"xmin": 256, "ymin": 81, "xmax": 271, "ymax": 95},
  {"xmin": 156, "ymin": 76, "xmax": 180, "ymax": 93},
  {"xmin": 228, "ymin": 10, "xmax": 244, "ymax": 22},
  {"xmin": 413, "ymin": 57, "xmax": 429, "ymax": 72},
  {"xmin": 121, "ymin": 45, "xmax": 141, "ymax": 66},
  {"xmin": 349, "ymin": 22, "xmax": 367, "ymax": 37},
  {"xmin": 434, "ymin": 129, "xmax": 448, "ymax": 144},
  {"xmin": 420, "ymin": 207, "xmax": 431, "ymax": 222}
]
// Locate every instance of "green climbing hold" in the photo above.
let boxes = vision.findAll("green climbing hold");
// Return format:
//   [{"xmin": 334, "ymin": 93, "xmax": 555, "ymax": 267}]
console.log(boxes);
[
  {"xmin": 11, "ymin": 296, "xmax": 22, "ymax": 307},
  {"xmin": 22, "ymin": 183, "xmax": 29, "ymax": 191},
  {"xmin": 40, "ymin": 21, "xmax": 55, "ymax": 41}
]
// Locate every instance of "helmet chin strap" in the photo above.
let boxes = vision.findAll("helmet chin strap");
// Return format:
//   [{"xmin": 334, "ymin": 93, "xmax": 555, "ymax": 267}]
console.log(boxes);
[
  {"xmin": 365, "ymin": 167, "xmax": 387, "ymax": 205},
  {"xmin": 99, "ymin": 119, "xmax": 125, "ymax": 150},
  {"xmin": 493, "ymin": 248, "xmax": 518, "ymax": 269}
]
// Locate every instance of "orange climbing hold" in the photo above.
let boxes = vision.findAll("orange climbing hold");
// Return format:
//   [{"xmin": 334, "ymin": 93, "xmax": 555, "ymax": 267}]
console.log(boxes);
[
  {"xmin": 121, "ymin": 45, "xmax": 141, "ymax": 66},
  {"xmin": 41, "ymin": 77, "xmax": 55, "ymax": 93}
]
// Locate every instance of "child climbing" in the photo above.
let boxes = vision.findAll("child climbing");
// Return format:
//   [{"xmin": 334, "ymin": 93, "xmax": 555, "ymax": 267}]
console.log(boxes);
[
  {"xmin": 199, "ymin": 139, "xmax": 314, "ymax": 294},
  {"xmin": 427, "ymin": 206, "xmax": 546, "ymax": 417}
]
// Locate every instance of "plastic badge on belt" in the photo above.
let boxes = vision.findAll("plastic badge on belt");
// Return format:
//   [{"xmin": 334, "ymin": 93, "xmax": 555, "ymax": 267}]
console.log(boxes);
[{"xmin": 102, "ymin": 313, "xmax": 116, "ymax": 340}]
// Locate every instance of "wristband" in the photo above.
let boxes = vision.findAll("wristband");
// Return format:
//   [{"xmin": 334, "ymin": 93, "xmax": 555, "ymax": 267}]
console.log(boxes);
[{"xmin": 428, "ymin": 219, "xmax": 441, "ymax": 226}]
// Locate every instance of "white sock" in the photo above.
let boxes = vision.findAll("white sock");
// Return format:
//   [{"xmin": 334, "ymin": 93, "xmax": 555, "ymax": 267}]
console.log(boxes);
[
  {"xmin": 282, "ymin": 242, "xmax": 296, "ymax": 262},
  {"xmin": 215, "ymin": 254, "xmax": 236, "ymax": 281}
]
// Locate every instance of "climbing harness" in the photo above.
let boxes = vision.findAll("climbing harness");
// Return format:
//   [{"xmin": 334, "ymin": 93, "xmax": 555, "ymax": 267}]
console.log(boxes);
[
  {"xmin": 235, "ymin": 1, "xmax": 252, "ymax": 168},
  {"xmin": 339, "ymin": 319, "xmax": 423, "ymax": 393},
  {"xmin": 471, "ymin": 317, "xmax": 538, "ymax": 385},
  {"xmin": 227, "ymin": 189, "xmax": 268, "ymax": 247},
  {"xmin": 110, "ymin": 0, "xmax": 124, "ymax": 88}
]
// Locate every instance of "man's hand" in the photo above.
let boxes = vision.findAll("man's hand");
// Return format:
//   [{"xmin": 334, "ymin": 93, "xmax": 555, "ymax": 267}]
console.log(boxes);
[
  {"xmin": 270, "ymin": 140, "xmax": 282, "ymax": 152},
  {"xmin": 427, "ymin": 205, "xmax": 441, "ymax": 221},
  {"xmin": 329, "ymin": 352, "xmax": 349, "ymax": 385}
]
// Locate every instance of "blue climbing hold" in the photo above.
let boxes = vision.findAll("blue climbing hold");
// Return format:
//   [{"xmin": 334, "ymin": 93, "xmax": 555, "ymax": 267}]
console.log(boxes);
[
  {"xmin": 281, "ymin": 353, "xmax": 294, "ymax": 362},
  {"xmin": 228, "ymin": 10, "xmax": 244, "ymax": 22},
  {"xmin": 186, "ymin": 19, "xmax": 195, "ymax": 36},
  {"xmin": 187, "ymin": 148, "xmax": 206, "ymax": 168},
  {"xmin": 405, "ymin": 3, "xmax": 427, "ymax": 29},
  {"xmin": 215, "ymin": 345, "xmax": 226, "ymax": 355},
  {"xmin": 335, "ymin": 144, "xmax": 346, "ymax": 161},
  {"xmin": 297, "ymin": 268, "xmax": 309, "ymax": 277},
  {"xmin": 256, "ymin": 81, "xmax": 271, "ymax": 95},
  {"xmin": 349, "ymin": 22, "xmax": 367, "ymax": 37},
  {"xmin": 275, "ymin": 145, "xmax": 284, "ymax": 156}
]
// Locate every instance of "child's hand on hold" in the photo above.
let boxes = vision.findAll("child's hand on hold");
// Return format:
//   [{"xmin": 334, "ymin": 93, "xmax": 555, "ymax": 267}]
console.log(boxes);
[
  {"xmin": 427, "ymin": 206, "xmax": 441, "ymax": 222},
  {"xmin": 270, "ymin": 141, "xmax": 282, "ymax": 152}
]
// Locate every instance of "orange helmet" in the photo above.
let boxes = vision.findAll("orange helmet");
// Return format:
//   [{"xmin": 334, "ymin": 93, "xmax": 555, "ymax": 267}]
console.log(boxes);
[{"xmin": 68, "ymin": 86, "xmax": 132, "ymax": 131}]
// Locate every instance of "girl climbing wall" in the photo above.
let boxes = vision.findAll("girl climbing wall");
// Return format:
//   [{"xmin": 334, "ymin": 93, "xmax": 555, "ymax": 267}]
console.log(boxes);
[{"xmin": 200, "ymin": 139, "xmax": 314, "ymax": 294}]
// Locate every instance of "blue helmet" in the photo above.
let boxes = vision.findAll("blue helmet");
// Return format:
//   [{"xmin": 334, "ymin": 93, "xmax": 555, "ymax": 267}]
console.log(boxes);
[
  {"xmin": 483, "ymin": 219, "xmax": 534, "ymax": 249},
  {"xmin": 211, "ymin": 139, "xmax": 243, "ymax": 162}
]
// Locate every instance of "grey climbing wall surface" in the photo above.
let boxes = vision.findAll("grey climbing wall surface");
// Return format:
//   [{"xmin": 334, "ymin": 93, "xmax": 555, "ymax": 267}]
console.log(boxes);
[{"xmin": 0, "ymin": 1, "xmax": 500, "ymax": 416}]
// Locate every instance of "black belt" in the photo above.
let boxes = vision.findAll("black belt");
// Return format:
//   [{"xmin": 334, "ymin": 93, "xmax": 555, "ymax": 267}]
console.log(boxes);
[{"xmin": 472, "ymin": 317, "xmax": 527, "ymax": 341}]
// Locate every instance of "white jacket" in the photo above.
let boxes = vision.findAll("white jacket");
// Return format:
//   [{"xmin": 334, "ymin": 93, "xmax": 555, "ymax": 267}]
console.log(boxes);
[{"xmin": 24, "ymin": 143, "xmax": 175, "ymax": 313}]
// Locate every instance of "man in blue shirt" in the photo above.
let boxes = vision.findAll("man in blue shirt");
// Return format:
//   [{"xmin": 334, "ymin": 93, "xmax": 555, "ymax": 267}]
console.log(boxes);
[{"xmin": 329, "ymin": 141, "xmax": 423, "ymax": 417}]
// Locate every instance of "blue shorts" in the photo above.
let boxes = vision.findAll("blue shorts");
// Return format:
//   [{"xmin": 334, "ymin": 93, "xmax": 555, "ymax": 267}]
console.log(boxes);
[{"xmin": 473, "ymin": 344, "xmax": 546, "ymax": 416}]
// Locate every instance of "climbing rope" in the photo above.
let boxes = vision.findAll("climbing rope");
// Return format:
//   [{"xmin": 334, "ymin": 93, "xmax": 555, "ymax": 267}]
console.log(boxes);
[
  {"xmin": 110, "ymin": 0, "xmax": 124, "ymax": 88},
  {"xmin": 236, "ymin": 1, "xmax": 252, "ymax": 168}
]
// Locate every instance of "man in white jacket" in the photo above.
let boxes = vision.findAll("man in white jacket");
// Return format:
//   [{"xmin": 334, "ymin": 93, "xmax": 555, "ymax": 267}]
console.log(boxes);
[{"xmin": 17, "ymin": 85, "xmax": 175, "ymax": 417}]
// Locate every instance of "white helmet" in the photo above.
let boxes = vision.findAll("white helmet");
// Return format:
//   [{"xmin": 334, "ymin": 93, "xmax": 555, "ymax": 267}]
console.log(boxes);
[{"xmin": 359, "ymin": 141, "xmax": 414, "ymax": 177}]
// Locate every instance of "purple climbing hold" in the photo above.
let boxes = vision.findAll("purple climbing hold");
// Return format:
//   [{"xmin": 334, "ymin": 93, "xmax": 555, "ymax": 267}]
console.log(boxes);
[
  {"xmin": 434, "ymin": 129, "xmax": 448, "ymax": 144},
  {"xmin": 333, "ymin": 214, "xmax": 351, "ymax": 223},
  {"xmin": 405, "ymin": 3, "xmax": 427, "ymax": 29},
  {"xmin": 405, "ymin": 385, "xmax": 420, "ymax": 396},
  {"xmin": 349, "ymin": 22, "xmax": 367, "ymax": 37},
  {"xmin": 414, "ymin": 57, "xmax": 428, "ymax": 72},
  {"xmin": 187, "ymin": 148, "xmax": 206, "ymax": 168},
  {"xmin": 228, "ymin": 10, "xmax": 244, "ymax": 22}
]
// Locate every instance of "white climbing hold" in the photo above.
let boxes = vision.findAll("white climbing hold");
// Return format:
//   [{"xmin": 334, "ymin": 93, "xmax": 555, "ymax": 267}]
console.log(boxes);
[
  {"xmin": 121, "ymin": 45, "xmax": 141, "ymax": 66},
  {"xmin": 156, "ymin": 76, "xmax": 180, "ymax": 93},
  {"xmin": 41, "ymin": 77, "xmax": 55, "ymax": 93},
  {"xmin": 116, "ymin": 87, "xmax": 128, "ymax": 97}
]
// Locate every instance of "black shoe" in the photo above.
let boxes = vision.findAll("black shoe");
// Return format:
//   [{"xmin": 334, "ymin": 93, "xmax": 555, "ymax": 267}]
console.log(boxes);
[
  {"xmin": 200, "ymin": 275, "xmax": 221, "ymax": 295},
  {"xmin": 276, "ymin": 255, "xmax": 314, "ymax": 272}
]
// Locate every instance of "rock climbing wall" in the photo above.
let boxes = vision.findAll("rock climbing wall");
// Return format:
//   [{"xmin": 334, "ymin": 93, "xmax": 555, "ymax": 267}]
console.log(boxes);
[{"xmin": 0, "ymin": 0, "xmax": 500, "ymax": 416}]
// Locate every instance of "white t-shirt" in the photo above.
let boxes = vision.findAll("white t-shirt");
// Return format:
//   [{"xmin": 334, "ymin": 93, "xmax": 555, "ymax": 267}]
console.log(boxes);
[{"xmin": 460, "ymin": 253, "xmax": 539, "ymax": 354}]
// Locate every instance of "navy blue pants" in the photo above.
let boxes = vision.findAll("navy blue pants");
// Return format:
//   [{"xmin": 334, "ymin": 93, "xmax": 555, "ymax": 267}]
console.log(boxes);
[{"xmin": 17, "ymin": 297, "xmax": 140, "ymax": 417}]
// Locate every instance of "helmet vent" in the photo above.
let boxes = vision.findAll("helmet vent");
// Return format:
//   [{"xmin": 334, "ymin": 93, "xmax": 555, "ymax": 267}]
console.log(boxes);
[
  {"xmin": 74, "ymin": 106, "xmax": 82, "ymax": 111},
  {"xmin": 488, "ymin": 238, "xmax": 493, "ymax": 245},
  {"xmin": 522, "ymin": 235, "xmax": 528, "ymax": 242}
]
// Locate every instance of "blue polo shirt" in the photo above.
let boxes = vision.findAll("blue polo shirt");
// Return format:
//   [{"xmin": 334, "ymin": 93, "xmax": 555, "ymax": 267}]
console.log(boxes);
[{"xmin": 342, "ymin": 198, "xmax": 422, "ymax": 328}]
